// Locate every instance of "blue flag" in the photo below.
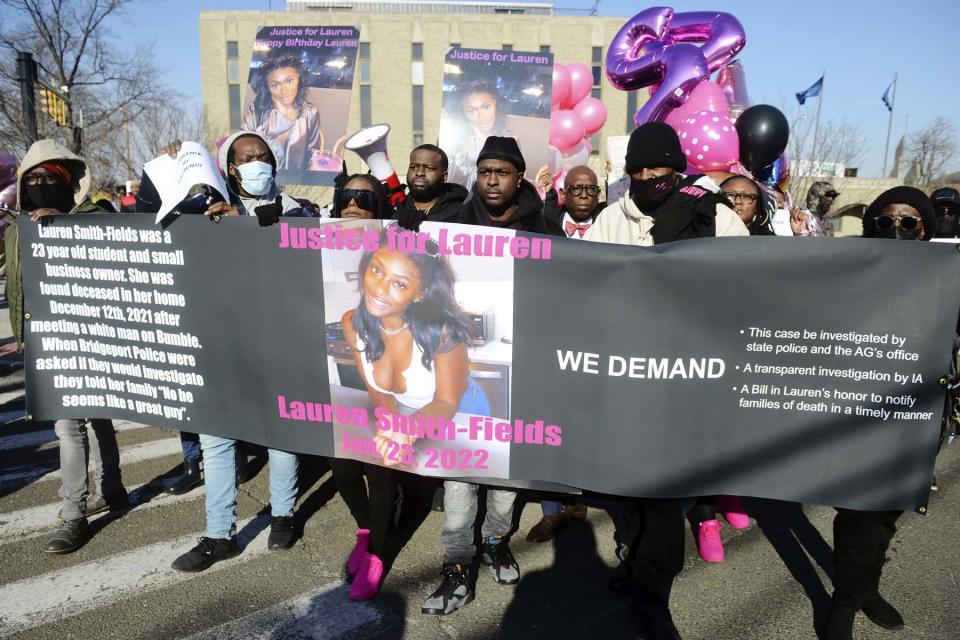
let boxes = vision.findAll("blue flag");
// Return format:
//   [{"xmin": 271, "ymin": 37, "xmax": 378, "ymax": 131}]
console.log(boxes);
[
  {"xmin": 796, "ymin": 77, "xmax": 823, "ymax": 105},
  {"xmin": 882, "ymin": 81, "xmax": 894, "ymax": 112}
]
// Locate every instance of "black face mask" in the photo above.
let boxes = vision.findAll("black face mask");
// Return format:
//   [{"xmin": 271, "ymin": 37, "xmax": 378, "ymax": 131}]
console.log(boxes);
[
  {"xmin": 25, "ymin": 183, "xmax": 74, "ymax": 212},
  {"xmin": 630, "ymin": 173, "xmax": 677, "ymax": 213},
  {"xmin": 875, "ymin": 225, "xmax": 922, "ymax": 241},
  {"xmin": 937, "ymin": 214, "xmax": 958, "ymax": 238}
]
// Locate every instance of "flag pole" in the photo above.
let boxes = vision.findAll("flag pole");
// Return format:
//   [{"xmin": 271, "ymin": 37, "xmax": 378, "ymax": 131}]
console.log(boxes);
[
  {"xmin": 881, "ymin": 73, "xmax": 898, "ymax": 177},
  {"xmin": 811, "ymin": 69, "xmax": 825, "ymax": 173}
]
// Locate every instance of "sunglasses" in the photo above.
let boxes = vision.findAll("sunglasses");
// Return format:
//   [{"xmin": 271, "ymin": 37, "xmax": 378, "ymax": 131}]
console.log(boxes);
[
  {"xmin": 875, "ymin": 214, "xmax": 921, "ymax": 231},
  {"xmin": 565, "ymin": 184, "xmax": 601, "ymax": 196},
  {"xmin": 335, "ymin": 188, "xmax": 376, "ymax": 212}
]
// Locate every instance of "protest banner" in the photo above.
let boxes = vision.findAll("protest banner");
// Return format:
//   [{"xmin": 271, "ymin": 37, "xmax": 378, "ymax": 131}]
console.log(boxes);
[
  {"xmin": 242, "ymin": 26, "xmax": 359, "ymax": 186},
  {"xmin": 18, "ymin": 215, "xmax": 960, "ymax": 511},
  {"xmin": 439, "ymin": 47, "xmax": 553, "ymax": 189}
]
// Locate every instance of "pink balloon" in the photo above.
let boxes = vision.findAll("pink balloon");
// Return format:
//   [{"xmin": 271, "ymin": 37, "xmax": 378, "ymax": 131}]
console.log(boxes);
[
  {"xmin": 664, "ymin": 80, "xmax": 730, "ymax": 129},
  {"xmin": 551, "ymin": 64, "xmax": 571, "ymax": 109},
  {"xmin": 566, "ymin": 63, "xmax": 593, "ymax": 108},
  {"xmin": 546, "ymin": 144, "xmax": 565, "ymax": 174},
  {"xmin": 549, "ymin": 110, "xmax": 586, "ymax": 153},
  {"xmin": 677, "ymin": 110, "xmax": 739, "ymax": 173},
  {"xmin": 560, "ymin": 139, "xmax": 590, "ymax": 170},
  {"xmin": 573, "ymin": 97, "xmax": 608, "ymax": 136}
]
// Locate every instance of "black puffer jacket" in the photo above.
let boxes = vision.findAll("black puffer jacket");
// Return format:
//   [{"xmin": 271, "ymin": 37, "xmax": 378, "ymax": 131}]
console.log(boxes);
[
  {"xmin": 395, "ymin": 182, "xmax": 469, "ymax": 231},
  {"xmin": 459, "ymin": 180, "xmax": 562, "ymax": 236}
]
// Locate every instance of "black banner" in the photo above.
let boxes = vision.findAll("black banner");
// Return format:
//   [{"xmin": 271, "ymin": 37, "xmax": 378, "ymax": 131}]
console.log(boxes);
[{"xmin": 19, "ymin": 215, "xmax": 960, "ymax": 510}]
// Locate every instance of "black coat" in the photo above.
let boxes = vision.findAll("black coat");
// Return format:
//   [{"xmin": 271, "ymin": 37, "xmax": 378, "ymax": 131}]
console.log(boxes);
[
  {"xmin": 394, "ymin": 182, "xmax": 469, "ymax": 231},
  {"xmin": 459, "ymin": 180, "xmax": 563, "ymax": 236},
  {"xmin": 542, "ymin": 188, "xmax": 606, "ymax": 236}
]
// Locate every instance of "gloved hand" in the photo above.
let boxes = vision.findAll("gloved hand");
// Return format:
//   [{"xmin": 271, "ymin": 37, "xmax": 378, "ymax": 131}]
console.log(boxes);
[{"xmin": 254, "ymin": 196, "xmax": 284, "ymax": 227}]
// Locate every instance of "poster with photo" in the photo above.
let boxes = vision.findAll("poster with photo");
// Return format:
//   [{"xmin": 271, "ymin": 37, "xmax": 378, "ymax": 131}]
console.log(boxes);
[
  {"xmin": 243, "ymin": 26, "xmax": 359, "ymax": 187},
  {"xmin": 439, "ymin": 47, "xmax": 553, "ymax": 190}
]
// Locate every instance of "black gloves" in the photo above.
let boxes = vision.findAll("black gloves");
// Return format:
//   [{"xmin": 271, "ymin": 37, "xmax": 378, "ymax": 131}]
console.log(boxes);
[{"xmin": 254, "ymin": 196, "xmax": 284, "ymax": 227}]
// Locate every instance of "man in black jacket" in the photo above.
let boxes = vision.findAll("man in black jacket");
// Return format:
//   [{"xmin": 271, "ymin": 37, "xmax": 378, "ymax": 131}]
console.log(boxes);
[
  {"xmin": 458, "ymin": 136, "xmax": 559, "ymax": 235},
  {"xmin": 542, "ymin": 165, "xmax": 606, "ymax": 239},
  {"xmin": 395, "ymin": 144, "xmax": 468, "ymax": 231}
]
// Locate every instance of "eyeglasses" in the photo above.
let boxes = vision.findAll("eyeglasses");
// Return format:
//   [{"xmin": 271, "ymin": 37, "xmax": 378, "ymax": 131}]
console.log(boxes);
[
  {"xmin": 24, "ymin": 173, "xmax": 63, "ymax": 186},
  {"xmin": 565, "ymin": 184, "xmax": 601, "ymax": 196},
  {"xmin": 876, "ymin": 214, "xmax": 921, "ymax": 232},
  {"xmin": 722, "ymin": 191, "xmax": 758, "ymax": 204},
  {"xmin": 335, "ymin": 188, "xmax": 376, "ymax": 212}
]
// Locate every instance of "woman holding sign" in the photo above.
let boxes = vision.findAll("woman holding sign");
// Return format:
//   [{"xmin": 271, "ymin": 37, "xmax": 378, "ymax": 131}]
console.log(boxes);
[
  {"xmin": 243, "ymin": 54, "xmax": 322, "ymax": 172},
  {"xmin": 330, "ymin": 229, "xmax": 489, "ymax": 601}
]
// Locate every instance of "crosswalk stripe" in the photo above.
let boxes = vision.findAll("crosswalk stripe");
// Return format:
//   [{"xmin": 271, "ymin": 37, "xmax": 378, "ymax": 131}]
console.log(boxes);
[
  {"xmin": 0, "ymin": 436, "xmax": 182, "ymax": 486},
  {"xmin": 0, "ymin": 421, "xmax": 147, "ymax": 452},
  {"xmin": 0, "ymin": 515, "xmax": 272, "ymax": 638},
  {"xmin": 0, "ymin": 479, "xmax": 204, "ymax": 544},
  {"xmin": 178, "ymin": 582, "xmax": 381, "ymax": 640}
]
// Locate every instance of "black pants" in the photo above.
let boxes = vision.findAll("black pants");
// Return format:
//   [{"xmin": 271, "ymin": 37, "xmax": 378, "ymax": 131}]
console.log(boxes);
[
  {"xmin": 832, "ymin": 508, "xmax": 903, "ymax": 607},
  {"xmin": 614, "ymin": 497, "xmax": 686, "ymax": 603}
]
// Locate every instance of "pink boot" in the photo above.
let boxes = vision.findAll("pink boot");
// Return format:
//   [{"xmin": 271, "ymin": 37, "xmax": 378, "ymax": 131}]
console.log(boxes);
[
  {"xmin": 697, "ymin": 519, "xmax": 725, "ymax": 563},
  {"xmin": 348, "ymin": 552, "xmax": 384, "ymax": 601},
  {"xmin": 346, "ymin": 529, "xmax": 370, "ymax": 576},
  {"xmin": 718, "ymin": 495, "xmax": 750, "ymax": 529}
]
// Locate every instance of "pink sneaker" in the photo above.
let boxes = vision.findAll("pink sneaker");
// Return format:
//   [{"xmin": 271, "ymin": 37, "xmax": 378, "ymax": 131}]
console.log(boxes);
[
  {"xmin": 697, "ymin": 519, "xmax": 725, "ymax": 563},
  {"xmin": 346, "ymin": 529, "xmax": 370, "ymax": 576},
  {"xmin": 718, "ymin": 495, "xmax": 751, "ymax": 529},
  {"xmin": 348, "ymin": 552, "xmax": 384, "ymax": 600}
]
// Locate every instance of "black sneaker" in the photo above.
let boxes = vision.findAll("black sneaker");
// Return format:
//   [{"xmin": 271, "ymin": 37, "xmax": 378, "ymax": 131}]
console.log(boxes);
[
  {"xmin": 421, "ymin": 564, "xmax": 475, "ymax": 615},
  {"xmin": 268, "ymin": 516, "xmax": 296, "ymax": 550},
  {"xmin": 171, "ymin": 536, "xmax": 240, "ymax": 572},
  {"xmin": 45, "ymin": 517, "xmax": 89, "ymax": 554},
  {"xmin": 628, "ymin": 591, "xmax": 682, "ymax": 640},
  {"xmin": 481, "ymin": 538, "xmax": 519, "ymax": 584}
]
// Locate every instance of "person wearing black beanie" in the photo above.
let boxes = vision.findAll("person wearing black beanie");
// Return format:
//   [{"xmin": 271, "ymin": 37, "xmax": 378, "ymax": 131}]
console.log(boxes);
[
  {"xmin": 584, "ymin": 121, "xmax": 747, "ymax": 246},
  {"xmin": 861, "ymin": 185, "xmax": 936, "ymax": 240}
]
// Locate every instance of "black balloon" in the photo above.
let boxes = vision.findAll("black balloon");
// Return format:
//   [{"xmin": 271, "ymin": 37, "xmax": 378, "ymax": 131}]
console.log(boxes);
[{"xmin": 735, "ymin": 104, "xmax": 789, "ymax": 172}]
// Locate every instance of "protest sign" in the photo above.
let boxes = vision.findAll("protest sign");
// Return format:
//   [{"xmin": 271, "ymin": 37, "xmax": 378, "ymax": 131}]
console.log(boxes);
[
  {"xmin": 439, "ymin": 47, "xmax": 553, "ymax": 189},
  {"xmin": 18, "ymin": 215, "xmax": 960, "ymax": 511},
  {"xmin": 142, "ymin": 142, "xmax": 228, "ymax": 224},
  {"xmin": 242, "ymin": 26, "xmax": 359, "ymax": 187}
]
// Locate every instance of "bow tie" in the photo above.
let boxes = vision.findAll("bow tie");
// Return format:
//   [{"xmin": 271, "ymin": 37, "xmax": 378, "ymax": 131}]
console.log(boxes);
[{"xmin": 565, "ymin": 220, "xmax": 591, "ymax": 238}]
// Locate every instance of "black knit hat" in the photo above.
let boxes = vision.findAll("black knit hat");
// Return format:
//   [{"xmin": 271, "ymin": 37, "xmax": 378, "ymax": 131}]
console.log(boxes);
[
  {"xmin": 477, "ymin": 136, "xmax": 526, "ymax": 173},
  {"xmin": 624, "ymin": 121, "xmax": 687, "ymax": 174},
  {"xmin": 862, "ymin": 186, "xmax": 936, "ymax": 241},
  {"xmin": 931, "ymin": 187, "xmax": 960, "ymax": 208}
]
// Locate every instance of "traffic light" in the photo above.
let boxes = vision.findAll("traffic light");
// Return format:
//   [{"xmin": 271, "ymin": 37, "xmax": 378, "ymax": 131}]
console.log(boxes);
[{"xmin": 34, "ymin": 82, "xmax": 69, "ymax": 127}]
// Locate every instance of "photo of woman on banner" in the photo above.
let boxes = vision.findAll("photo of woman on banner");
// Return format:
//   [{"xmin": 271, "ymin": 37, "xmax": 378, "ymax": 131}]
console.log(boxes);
[
  {"xmin": 243, "ymin": 53, "xmax": 322, "ymax": 174},
  {"xmin": 443, "ymin": 81, "xmax": 511, "ymax": 189}
]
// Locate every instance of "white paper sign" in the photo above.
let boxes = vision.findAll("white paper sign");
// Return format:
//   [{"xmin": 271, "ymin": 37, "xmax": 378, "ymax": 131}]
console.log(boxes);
[
  {"xmin": 606, "ymin": 135, "xmax": 630, "ymax": 179},
  {"xmin": 772, "ymin": 208, "xmax": 795, "ymax": 237},
  {"xmin": 143, "ymin": 142, "xmax": 229, "ymax": 224}
]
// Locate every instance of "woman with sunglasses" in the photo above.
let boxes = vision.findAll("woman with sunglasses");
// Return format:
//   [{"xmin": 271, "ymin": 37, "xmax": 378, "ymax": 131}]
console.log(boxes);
[
  {"xmin": 331, "ymin": 173, "xmax": 394, "ymax": 220},
  {"xmin": 823, "ymin": 185, "xmax": 935, "ymax": 640}
]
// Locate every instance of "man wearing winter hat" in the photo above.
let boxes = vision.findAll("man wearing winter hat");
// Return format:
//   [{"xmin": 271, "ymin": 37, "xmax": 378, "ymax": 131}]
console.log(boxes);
[
  {"xmin": 931, "ymin": 187, "xmax": 960, "ymax": 239},
  {"xmin": 457, "ymin": 136, "xmax": 559, "ymax": 234},
  {"xmin": 584, "ymin": 121, "xmax": 747, "ymax": 245}
]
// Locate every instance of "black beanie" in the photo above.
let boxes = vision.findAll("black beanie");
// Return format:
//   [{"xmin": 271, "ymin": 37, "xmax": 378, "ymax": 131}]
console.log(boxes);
[
  {"xmin": 862, "ymin": 186, "xmax": 936, "ymax": 241},
  {"xmin": 624, "ymin": 121, "xmax": 687, "ymax": 174},
  {"xmin": 477, "ymin": 136, "xmax": 526, "ymax": 173}
]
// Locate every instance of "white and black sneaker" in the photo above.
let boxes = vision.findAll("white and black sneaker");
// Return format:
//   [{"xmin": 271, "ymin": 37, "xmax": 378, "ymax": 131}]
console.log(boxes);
[
  {"xmin": 481, "ymin": 537, "xmax": 519, "ymax": 584},
  {"xmin": 421, "ymin": 563, "xmax": 475, "ymax": 615}
]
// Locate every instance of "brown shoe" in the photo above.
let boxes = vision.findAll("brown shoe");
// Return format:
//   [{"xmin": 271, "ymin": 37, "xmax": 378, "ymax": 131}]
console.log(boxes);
[
  {"xmin": 526, "ymin": 514, "xmax": 565, "ymax": 543},
  {"xmin": 562, "ymin": 504, "xmax": 588, "ymax": 520}
]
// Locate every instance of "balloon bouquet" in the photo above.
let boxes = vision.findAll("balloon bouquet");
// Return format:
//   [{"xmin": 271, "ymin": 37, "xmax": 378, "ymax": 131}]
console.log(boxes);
[
  {"xmin": 605, "ymin": 7, "xmax": 791, "ymax": 197},
  {"xmin": 543, "ymin": 62, "xmax": 608, "ymax": 201}
]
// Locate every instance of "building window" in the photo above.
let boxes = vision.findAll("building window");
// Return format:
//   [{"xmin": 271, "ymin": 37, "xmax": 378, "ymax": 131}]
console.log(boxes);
[
  {"xmin": 412, "ymin": 43, "xmax": 423, "ymax": 61},
  {"xmin": 413, "ymin": 133, "xmax": 424, "ymax": 146},
  {"xmin": 502, "ymin": 44, "xmax": 513, "ymax": 52},
  {"xmin": 227, "ymin": 41, "xmax": 238, "ymax": 58},
  {"xmin": 227, "ymin": 41, "xmax": 241, "ymax": 129},
  {"xmin": 540, "ymin": 45, "xmax": 550, "ymax": 54},
  {"xmin": 591, "ymin": 48, "xmax": 603, "ymax": 154},
  {"xmin": 626, "ymin": 91, "xmax": 637, "ymax": 133},
  {"xmin": 360, "ymin": 43, "xmax": 372, "ymax": 127},
  {"xmin": 450, "ymin": 42, "xmax": 460, "ymax": 49},
  {"xmin": 412, "ymin": 86, "xmax": 424, "ymax": 143},
  {"xmin": 228, "ymin": 84, "xmax": 241, "ymax": 130}
]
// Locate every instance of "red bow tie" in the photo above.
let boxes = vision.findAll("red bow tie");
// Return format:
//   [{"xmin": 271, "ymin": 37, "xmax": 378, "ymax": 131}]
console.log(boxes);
[{"xmin": 565, "ymin": 221, "xmax": 591, "ymax": 238}]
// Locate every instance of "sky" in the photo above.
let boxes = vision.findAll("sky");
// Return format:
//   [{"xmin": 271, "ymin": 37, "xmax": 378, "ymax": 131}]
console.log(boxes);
[{"xmin": 107, "ymin": 0, "xmax": 960, "ymax": 178}]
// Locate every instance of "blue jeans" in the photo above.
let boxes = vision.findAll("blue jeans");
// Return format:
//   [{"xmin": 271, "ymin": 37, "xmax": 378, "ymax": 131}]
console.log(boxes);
[
  {"xmin": 180, "ymin": 432, "xmax": 200, "ymax": 462},
  {"xmin": 459, "ymin": 377, "xmax": 490, "ymax": 415},
  {"xmin": 541, "ymin": 500, "xmax": 563, "ymax": 516},
  {"xmin": 198, "ymin": 434, "xmax": 299, "ymax": 539}
]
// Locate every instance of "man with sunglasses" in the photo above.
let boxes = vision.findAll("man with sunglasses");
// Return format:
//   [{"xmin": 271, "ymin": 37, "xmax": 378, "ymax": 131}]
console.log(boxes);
[
  {"xmin": 823, "ymin": 185, "xmax": 936, "ymax": 640},
  {"xmin": 541, "ymin": 165, "xmax": 606, "ymax": 239},
  {"xmin": 931, "ymin": 187, "xmax": 960, "ymax": 239},
  {"xmin": 395, "ymin": 144, "xmax": 468, "ymax": 231}
]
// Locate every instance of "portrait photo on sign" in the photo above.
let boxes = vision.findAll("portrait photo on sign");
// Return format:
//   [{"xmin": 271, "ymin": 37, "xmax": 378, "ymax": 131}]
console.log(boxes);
[
  {"xmin": 242, "ymin": 26, "xmax": 359, "ymax": 187},
  {"xmin": 439, "ymin": 47, "xmax": 553, "ymax": 190},
  {"xmin": 322, "ymin": 220, "xmax": 515, "ymax": 478}
]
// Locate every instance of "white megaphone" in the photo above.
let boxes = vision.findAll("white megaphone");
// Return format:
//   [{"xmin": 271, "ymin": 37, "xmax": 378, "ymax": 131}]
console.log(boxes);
[{"xmin": 344, "ymin": 123, "xmax": 406, "ymax": 207}]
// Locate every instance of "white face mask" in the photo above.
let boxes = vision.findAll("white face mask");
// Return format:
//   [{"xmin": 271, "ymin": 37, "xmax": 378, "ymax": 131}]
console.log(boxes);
[{"xmin": 235, "ymin": 160, "xmax": 273, "ymax": 196}]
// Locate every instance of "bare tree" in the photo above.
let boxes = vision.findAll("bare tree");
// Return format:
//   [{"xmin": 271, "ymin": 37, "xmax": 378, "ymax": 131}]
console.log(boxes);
[
  {"xmin": 904, "ymin": 117, "xmax": 958, "ymax": 188},
  {"xmin": 0, "ymin": 0, "xmax": 178, "ymax": 185}
]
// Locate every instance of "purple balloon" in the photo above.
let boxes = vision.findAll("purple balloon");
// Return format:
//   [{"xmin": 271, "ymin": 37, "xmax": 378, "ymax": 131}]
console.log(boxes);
[
  {"xmin": 0, "ymin": 151, "xmax": 17, "ymax": 190},
  {"xmin": 606, "ymin": 7, "xmax": 746, "ymax": 125}
]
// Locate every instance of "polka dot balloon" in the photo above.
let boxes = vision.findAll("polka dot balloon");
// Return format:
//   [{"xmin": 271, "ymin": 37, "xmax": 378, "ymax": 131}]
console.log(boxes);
[{"xmin": 677, "ymin": 110, "xmax": 739, "ymax": 173}]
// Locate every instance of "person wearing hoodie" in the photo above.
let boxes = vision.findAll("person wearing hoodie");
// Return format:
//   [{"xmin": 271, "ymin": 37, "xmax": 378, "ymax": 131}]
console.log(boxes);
[
  {"xmin": 163, "ymin": 132, "xmax": 304, "ymax": 572},
  {"xmin": 395, "ymin": 144, "xmax": 468, "ymax": 231},
  {"xmin": 457, "ymin": 136, "xmax": 560, "ymax": 236},
  {"xmin": 4, "ymin": 139, "xmax": 129, "ymax": 554}
]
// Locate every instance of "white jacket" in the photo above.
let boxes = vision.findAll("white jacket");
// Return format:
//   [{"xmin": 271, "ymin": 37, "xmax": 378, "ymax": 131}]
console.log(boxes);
[{"xmin": 584, "ymin": 175, "xmax": 749, "ymax": 246}]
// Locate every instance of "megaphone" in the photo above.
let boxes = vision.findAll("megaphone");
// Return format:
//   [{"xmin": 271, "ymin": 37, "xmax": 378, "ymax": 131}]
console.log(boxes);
[{"xmin": 344, "ymin": 123, "xmax": 406, "ymax": 207}]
